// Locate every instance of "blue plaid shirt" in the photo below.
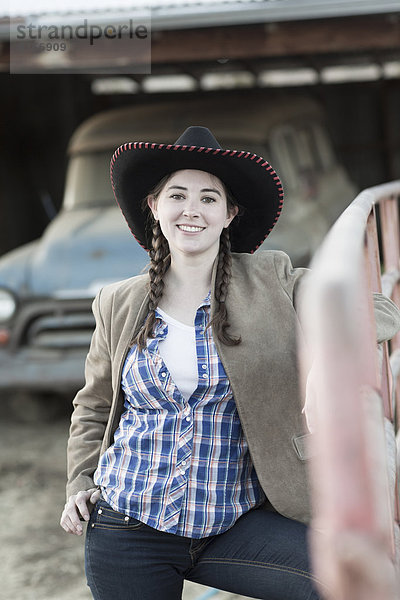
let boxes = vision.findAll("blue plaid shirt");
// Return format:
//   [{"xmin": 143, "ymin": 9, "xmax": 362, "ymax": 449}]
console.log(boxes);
[{"xmin": 94, "ymin": 295, "xmax": 264, "ymax": 538}]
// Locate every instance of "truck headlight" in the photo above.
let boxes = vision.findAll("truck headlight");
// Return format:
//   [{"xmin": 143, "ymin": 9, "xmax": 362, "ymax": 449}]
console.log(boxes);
[{"xmin": 0, "ymin": 288, "xmax": 17, "ymax": 322}]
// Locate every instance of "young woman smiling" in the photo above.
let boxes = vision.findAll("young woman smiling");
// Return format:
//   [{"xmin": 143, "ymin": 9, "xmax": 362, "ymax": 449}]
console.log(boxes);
[
  {"xmin": 145, "ymin": 169, "xmax": 238, "ymax": 327},
  {"xmin": 60, "ymin": 126, "xmax": 400, "ymax": 600}
]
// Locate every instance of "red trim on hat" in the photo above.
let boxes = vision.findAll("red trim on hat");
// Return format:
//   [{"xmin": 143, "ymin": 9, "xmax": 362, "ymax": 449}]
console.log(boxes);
[{"xmin": 110, "ymin": 138, "xmax": 285, "ymax": 253}]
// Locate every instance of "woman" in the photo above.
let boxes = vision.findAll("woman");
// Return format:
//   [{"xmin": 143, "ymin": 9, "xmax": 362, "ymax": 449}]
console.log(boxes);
[{"xmin": 60, "ymin": 126, "xmax": 400, "ymax": 600}]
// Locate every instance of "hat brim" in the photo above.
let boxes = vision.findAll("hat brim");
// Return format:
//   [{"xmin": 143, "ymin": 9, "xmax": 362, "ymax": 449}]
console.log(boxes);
[{"xmin": 110, "ymin": 142, "xmax": 284, "ymax": 254}]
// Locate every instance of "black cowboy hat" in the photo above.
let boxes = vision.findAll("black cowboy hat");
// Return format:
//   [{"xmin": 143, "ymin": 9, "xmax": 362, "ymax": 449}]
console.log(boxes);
[{"xmin": 110, "ymin": 126, "xmax": 283, "ymax": 254}]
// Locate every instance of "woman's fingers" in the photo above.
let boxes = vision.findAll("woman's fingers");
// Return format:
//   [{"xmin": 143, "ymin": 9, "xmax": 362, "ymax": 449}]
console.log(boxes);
[
  {"xmin": 60, "ymin": 488, "xmax": 99, "ymax": 535},
  {"xmin": 61, "ymin": 512, "xmax": 83, "ymax": 535},
  {"xmin": 90, "ymin": 488, "xmax": 101, "ymax": 505},
  {"xmin": 75, "ymin": 490, "xmax": 92, "ymax": 522},
  {"xmin": 60, "ymin": 505, "xmax": 83, "ymax": 535}
]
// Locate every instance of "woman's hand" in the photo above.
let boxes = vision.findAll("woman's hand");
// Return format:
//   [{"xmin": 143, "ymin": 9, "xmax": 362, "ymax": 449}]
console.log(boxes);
[{"xmin": 60, "ymin": 488, "xmax": 101, "ymax": 535}]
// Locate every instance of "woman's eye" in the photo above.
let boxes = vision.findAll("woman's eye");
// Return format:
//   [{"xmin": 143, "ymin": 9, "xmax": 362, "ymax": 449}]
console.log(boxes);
[
  {"xmin": 202, "ymin": 196, "xmax": 216, "ymax": 203},
  {"xmin": 171, "ymin": 194, "xmax": 184, "ymax": 200}
]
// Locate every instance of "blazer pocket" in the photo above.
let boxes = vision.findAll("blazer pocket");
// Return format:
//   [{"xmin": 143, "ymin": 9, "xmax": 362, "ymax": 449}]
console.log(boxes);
[{"xmin": 291, "ymin": 433, "xmax": 315, "ymax": 461}]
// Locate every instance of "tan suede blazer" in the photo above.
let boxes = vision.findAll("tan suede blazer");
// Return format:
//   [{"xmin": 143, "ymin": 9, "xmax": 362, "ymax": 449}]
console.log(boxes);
[{"xmin": 66, "ymin": 250, "xmax": 400, "ymax": 524}]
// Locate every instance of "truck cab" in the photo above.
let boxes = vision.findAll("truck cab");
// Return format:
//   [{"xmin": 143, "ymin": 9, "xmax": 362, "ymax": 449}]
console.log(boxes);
[{"xmin": 0, "ymin": 92, "xmax": 356, "ymax": 393}]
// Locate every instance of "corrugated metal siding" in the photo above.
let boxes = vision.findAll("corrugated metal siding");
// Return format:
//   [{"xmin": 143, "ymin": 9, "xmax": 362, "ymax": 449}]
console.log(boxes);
[{"xmin": 7, "ymin": 0, "xmax": 400, "ymax": 21}]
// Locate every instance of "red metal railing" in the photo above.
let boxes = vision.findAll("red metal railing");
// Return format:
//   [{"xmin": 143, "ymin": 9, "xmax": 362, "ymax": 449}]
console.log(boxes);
[{"xmin": 299, "ymin": 181, "xmax": 400, "ymax": 600}]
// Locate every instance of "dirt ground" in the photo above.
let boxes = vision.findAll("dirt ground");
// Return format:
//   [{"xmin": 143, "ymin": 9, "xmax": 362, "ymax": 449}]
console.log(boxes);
[{"xmin": 0, "ymin": 395, "xmax": 250, "ymax": 600}]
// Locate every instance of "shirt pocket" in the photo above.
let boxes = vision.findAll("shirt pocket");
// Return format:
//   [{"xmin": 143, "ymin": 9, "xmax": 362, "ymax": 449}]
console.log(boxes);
[{"xmin": 121, "ymin": 350, "xmax": 172, "ymax": 411}]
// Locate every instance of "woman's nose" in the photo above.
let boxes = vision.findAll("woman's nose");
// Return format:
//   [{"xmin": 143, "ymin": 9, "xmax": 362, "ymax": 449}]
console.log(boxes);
[{"xmin": 182, "ymin": 200, "xmax": 199, "ymax": 218}]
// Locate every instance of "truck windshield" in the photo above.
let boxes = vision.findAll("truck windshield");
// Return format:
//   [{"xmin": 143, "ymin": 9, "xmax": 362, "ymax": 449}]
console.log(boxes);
[{"xmin": 63, "ymin": 152, "xmax": 115, "ymax": 210}]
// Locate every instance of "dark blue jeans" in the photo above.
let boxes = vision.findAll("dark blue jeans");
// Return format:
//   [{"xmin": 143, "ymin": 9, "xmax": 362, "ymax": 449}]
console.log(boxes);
[{"xmin": 85, "ymin": 498, "xmax": 323, "ymax": 600}]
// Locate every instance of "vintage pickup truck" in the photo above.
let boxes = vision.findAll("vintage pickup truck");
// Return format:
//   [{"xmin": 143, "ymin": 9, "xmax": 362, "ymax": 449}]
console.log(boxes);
[{"xmin": 0, "ymin": 91, "xmax": 356, "ymax": 393}]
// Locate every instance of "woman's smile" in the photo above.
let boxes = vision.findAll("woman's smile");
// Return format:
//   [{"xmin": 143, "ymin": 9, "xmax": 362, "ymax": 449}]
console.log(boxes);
[{"xmin": 176, "ymin": 224, "xmax": 206, "ymax": 233}]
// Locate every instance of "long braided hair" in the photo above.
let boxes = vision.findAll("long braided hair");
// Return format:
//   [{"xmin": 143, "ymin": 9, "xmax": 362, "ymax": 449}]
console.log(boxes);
[
  {"xmin": 207, "ymin": 225, "xmax": 240, "ymax": 346},
  {"xmin": 133, "ymin": 172, "xmax": 241, "ymax": 351}
]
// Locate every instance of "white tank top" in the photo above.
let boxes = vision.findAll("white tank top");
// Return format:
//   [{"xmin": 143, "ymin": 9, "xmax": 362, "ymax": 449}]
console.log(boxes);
[{"xmin": 157, "ymin": 308, "xmax": 198, "ymax": 401}]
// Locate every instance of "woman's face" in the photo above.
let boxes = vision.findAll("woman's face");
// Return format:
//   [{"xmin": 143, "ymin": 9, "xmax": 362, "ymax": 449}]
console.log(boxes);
[{"xmin": 147, "ymin": 169, "xmax": 238, "ymax": 259}]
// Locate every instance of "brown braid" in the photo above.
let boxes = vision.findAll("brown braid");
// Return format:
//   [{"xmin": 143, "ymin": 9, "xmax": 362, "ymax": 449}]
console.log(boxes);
[
  {"xmin": 208, "ymin": 227, "xmax": 241, "ymax": 346},
  {"xmin": 133, "ymin": 220, "xmax": 170, "ymax": 351}
]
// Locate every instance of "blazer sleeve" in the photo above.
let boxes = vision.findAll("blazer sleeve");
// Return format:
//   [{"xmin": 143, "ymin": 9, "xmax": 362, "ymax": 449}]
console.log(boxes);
[
  {"xmin": 273, "ymin": 250, "xmax": 400, "ymax": 344},
  {"xmin": 66, "ymin": 288, "xmax": 113, "ymax": 499}
]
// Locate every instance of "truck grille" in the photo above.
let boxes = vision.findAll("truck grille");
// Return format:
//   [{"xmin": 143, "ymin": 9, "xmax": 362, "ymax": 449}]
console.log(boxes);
[{"xmin": 10, "ymin": 299, "xmax": 95, "ymax": 351}]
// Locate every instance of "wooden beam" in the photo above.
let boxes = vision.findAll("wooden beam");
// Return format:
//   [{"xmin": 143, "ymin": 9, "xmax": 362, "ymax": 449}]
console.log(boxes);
[{"xmin": 151, "ymin": 14, "xmax": 400, "ymax": 64}]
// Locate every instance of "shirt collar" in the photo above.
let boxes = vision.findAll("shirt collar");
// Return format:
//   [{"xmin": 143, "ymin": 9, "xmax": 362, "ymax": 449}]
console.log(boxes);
[
  {"xmin": 153, "ymin": 290, "xmax": 211, "ymax": 339},
  {"xmin": 201, "ymin": 289, "xmax": 212, "ymax": 307}
]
